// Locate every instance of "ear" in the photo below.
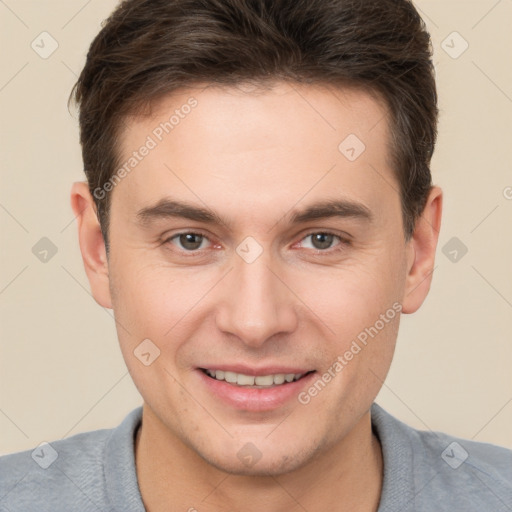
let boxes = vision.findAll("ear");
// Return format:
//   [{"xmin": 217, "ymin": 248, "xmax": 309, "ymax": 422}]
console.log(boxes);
[
  {"xmin": 401, "ymin": 186, "xmax": 443, "ymax": 314},
  {"xmin": 70, "ymin": 182, "xmax": 112, "ymax": 309}
]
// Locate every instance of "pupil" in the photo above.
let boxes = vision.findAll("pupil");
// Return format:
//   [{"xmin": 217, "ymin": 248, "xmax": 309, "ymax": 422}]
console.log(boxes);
[
  {"xmin": 180, "ymin": 233, "xmax": 202, "ymax": 250},
  {"xmin": 313, "ymin": 233, "xmax": 333, "ymax": 250}
]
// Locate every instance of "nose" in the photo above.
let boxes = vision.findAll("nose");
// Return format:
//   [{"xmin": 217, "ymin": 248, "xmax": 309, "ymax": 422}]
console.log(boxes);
[{"xmin": 215, "ymin": 249, "xmax": 298, "ymax": 348}]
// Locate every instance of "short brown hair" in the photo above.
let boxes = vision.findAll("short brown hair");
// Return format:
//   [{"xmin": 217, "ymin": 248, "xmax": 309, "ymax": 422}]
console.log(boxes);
[{"xmin": 71, "ymin": 0, "xmax": 438, "ymax": 249}]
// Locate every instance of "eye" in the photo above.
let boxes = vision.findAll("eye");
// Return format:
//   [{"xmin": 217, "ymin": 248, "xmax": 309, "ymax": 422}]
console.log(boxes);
[
  {"xmin": 298, "ymin": 232, "xmax": 346, "ymax": 251},
  {"xmin": 163, "ymin": 230, "xmax": 349, "ymax": 256},
  {"xmin": 166, "ymin": 232, "xmax": 211, "ymax": 252}
]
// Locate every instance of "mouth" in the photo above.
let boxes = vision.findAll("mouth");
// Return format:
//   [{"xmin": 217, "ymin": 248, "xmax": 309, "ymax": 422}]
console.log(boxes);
[
  {"xmin": 196, "ymin": 364, "xmax": 318, "ymax": 411},
  {"xmin": 199, "ymin": 368, "xmax": 315, "ymax": 388}
]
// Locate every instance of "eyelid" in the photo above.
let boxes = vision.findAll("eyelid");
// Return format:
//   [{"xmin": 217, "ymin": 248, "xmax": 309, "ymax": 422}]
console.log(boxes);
[
  {"xmin": 163, "ymin": 230, "xmax": 216, "ymax": 252},
  {"xmin": 299, "ymin": 228, "xmax": 352, "ymax": 241},
  {"xmin": 293, "ymin": 230, "xmax": 351, "ymax": 252},
  {"xmin": 163, "ymin": 228, "xmax": 351, "ymax": 255}
]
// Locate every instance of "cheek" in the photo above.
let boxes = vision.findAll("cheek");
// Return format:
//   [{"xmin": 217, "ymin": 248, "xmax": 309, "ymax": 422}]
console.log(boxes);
[
  {"xmin": 290, "ymin": 252, "xmax": 403, "ymax": 400},
  {"xmin": 108, "ymin": 258, "xmax": 201, "ymax": 403},
  {"xmin": 109, "ymin": 254, "xmax": 199, "ymax": 333},
  {"xmin": 292, "ymin": 258, "xmax": 403, "ymax": 340}
]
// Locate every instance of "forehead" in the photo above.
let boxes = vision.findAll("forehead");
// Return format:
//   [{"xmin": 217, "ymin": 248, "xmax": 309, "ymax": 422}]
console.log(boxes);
[
  {"xmin": 112, "ymin": 82, "xmax": 397, "ymax": 225},
  {"xmin": 118, "ymin": 81, "xmax": 390, "ymax": 158}
]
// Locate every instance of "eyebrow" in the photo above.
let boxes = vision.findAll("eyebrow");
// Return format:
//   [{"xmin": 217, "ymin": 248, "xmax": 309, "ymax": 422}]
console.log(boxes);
[{"xmin": 135, "ymin": 197, "xmax": 373, "ymax": 228}]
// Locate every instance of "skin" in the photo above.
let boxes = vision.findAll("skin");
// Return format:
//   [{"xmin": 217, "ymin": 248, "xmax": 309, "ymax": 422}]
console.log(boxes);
[{"xmin": 71, "ymin": 82, "xmax": 442, "ymax": 512}]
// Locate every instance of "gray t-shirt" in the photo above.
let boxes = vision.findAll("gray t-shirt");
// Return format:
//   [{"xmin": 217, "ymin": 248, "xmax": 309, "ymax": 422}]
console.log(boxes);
[{"xmin": 1, "ymin": 403, "xmax": 511, "ymax": 511}]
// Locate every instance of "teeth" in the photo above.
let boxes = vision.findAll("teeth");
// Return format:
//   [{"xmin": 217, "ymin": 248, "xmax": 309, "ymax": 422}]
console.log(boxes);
[
  {"xmin": 255, "ymin": 375, "xmax": 274, "ymax": 386},
  {"xmin": 273, "ymin": 374, "xmax": 285, "ymax": 385},
  {"xmin": 204, "ymin": 369, "xmax": 307, "ymax": 387},
  {"xmin": 237, "ymin": 374, "xmax": 255, "ymax": 386},
  {"xmin": 224, "ymin": 371, "xmax": 237, "ymax": 383}
]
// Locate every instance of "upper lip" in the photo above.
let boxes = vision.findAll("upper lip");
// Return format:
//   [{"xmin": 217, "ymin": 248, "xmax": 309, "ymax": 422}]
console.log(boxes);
[{"xmin": 199, "ymin": 365, "xmax": 314, "ymax": 376}]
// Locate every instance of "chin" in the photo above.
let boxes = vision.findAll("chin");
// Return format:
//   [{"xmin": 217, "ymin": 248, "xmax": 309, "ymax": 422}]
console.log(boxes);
[
  {"xmin": 204, "ymin": 456, "xmax": 306, "ymax": 477},
  {"xmin": 195, "ymin": 439, "xmax": 319, "ymax": 477}
]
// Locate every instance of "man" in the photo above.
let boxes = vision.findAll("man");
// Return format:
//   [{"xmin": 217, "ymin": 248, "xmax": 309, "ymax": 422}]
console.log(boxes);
[{"xmin": 1, "ymin": 0, "xmax": 511, "ymax": 511}]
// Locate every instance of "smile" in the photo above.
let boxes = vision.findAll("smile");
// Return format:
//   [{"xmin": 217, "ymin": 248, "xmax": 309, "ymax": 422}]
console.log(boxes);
[{"xmin": 201, "ymin": 368, "xmax": 312, "ymax": 387}]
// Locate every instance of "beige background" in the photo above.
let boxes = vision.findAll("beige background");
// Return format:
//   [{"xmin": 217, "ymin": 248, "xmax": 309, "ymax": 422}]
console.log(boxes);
[{"xmin": 1, "ymin": 0, "xmax": 511, "ymax": 455}]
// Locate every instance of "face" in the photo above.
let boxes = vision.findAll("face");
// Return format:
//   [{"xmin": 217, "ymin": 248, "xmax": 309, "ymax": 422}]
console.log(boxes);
[{"xmin": 102, "ymin": 82, "xmax": 413, "ymax": 475}]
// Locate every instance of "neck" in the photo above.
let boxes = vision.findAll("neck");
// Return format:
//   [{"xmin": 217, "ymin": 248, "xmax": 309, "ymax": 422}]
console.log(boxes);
[{"xmin": 135, "ymin": 404, "xmax": 383, "ymax": 512}]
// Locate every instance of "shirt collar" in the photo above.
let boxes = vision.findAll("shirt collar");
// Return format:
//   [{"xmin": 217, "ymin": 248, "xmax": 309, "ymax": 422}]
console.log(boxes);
[{"xmin": 371, "ymin": 402, "xmax": 415, "ymax": 512}]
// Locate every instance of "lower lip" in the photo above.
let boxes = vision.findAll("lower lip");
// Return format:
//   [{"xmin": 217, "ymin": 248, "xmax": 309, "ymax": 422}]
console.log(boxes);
[{"xmin": 196, "ymin": 369, "xmax": 317, "ymax": 412}]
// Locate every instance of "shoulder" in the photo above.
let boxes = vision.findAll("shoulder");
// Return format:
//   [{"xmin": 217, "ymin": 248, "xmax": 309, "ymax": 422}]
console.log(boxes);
[
  {"xmin": 0, "ymin": 427, "xmax": 112, "ymax": 511},
  {"xmin": 371, "ymin": 403, "xmax": 512, "ymax": 511},
  {"xmin": 0, "ymin": 407, "xmax": 143, "ymax": 512}
]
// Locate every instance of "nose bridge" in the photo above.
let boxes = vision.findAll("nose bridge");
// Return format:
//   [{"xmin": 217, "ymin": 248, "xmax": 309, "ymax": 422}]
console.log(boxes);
[{"xmin": 215, "ymin": 244, "xmax": 297, "ymax": 346}]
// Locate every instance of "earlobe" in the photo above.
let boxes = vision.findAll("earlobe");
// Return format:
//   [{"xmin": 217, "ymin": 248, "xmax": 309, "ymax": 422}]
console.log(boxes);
[
  {"xmin": 401, "ymin": 186, "xmax": 443, "ymax": 314},
  {"xmin": 70, "ymin": 182, "xmax": 113, "ymax": 309}
]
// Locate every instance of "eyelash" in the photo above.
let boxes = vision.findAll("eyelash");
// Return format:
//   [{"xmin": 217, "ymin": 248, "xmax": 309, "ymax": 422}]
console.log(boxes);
[{"xmin": 162, "ymin": 230, "xmax": 351, "ymax": 257}]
